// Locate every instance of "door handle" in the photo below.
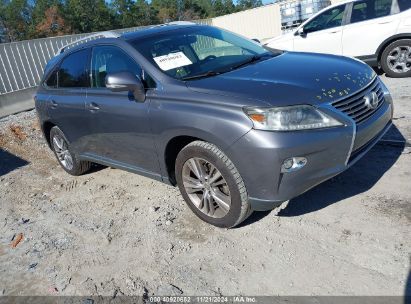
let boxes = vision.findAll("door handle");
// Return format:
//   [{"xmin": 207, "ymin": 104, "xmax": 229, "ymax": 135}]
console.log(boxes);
[
  {"xmin": 88, "ymin": 102, "xmax": 100, "ymax": 111},
  {"xmin": 50, "ymin": 100, "xmax": 58, "ymax": 109}
]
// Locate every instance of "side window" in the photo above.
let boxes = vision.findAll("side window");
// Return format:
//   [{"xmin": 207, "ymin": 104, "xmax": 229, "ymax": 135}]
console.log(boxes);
[
  {"xmin": 58, "ymin": 49, "xmax": 90, "ymax": 88},
  {"xmin": 350, "ymin": 0, "xmax": 393, "ymax": 24},
  {"xmin": 398, "ymin": 0, "xmax": 411, "ymax": 12},
  {"xmin": 91, "ymin": 45, "xmax": 148, "ymax": 88},
  {"xmin": 304, "ymin": 5, "xmax": 346, "ymax": 33},
  {"xmin": 45, "ymin": 70, "xmax": 57, "ymax": 88}
]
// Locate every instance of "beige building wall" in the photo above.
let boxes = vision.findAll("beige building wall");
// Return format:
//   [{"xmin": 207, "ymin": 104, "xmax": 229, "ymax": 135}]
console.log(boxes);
[
  {"xmin": 210, "ymin": 4, "xmax": 282, "ymax": 42},
  {"xmin": 208, "ymin": 1, "xmax": 343, "ymax": 42}
]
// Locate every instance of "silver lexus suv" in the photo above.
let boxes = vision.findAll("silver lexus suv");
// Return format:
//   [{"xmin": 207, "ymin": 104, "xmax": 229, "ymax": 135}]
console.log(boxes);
[{"xmin": 35, "ymin": 24, "xmax": 393, "ymax": 227}]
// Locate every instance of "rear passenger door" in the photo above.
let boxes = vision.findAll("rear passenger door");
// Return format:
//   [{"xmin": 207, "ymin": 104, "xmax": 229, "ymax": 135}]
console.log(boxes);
[
  {"xmin": 48, "ymin": 48, "xmax": 90, "ymax": 153},
  {"xmin": 83, "ymin": 45, "xmax": 160, "ymax": 177},
  {"xmin": 342, "ymin": 0, "xmax": 402, "ymax": 57}
]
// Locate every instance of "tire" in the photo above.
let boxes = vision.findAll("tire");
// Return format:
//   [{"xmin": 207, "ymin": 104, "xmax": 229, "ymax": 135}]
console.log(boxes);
[
  {"xmin": 50, "ymin": 126, "xmax": 91, "ymax": 176},
  {"xmin": 175, "ymin": 140, "xmax": 252, "ymax": 228},
  {"xmin": 380, "ymin": 39, "xmax": 411, "ymax": 78}
]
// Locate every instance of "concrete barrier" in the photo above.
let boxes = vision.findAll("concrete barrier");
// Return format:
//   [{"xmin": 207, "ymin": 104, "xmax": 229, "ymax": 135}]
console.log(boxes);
[{"xmin": 0, "ymin": 87, "xmax": 36, "ymax": 118}]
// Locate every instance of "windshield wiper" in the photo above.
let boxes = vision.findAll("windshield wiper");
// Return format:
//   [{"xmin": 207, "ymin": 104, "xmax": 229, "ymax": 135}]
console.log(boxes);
[
  {"xmin": 182, "ymin": 70, "xmax": 221, "ymax": 81},
  {"xmin": 228, "ymin": 53, "xmax": 272, "ymax": 71},
  {"xmin": 181, "ymin": 53, "xmax": 274, "ymax": 80}
]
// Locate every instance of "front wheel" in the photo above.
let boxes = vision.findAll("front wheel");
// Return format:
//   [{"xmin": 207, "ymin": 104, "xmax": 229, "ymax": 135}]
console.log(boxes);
[
  {"xmin": 380, "ymin": 39, "xmax": 411, "ymax": 78},
  {"xmin": 175, "ymin": 141, "xmax": 252, "ymax": 228}
]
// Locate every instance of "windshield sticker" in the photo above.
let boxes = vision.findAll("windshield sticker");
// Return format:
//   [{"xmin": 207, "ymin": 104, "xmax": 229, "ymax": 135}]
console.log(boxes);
[{"xmin": 153, "ymin": 52, "xmax": 192, "ymax": 71}]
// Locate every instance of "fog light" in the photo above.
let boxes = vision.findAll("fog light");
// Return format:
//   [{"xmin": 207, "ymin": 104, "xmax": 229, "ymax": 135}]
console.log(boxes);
[{"xmin": 281, "ymin": 157, "xmax": 307, "ymax": 173}]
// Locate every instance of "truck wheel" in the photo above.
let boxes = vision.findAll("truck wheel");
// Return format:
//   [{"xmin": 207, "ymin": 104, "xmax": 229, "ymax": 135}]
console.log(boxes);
[
  {"xmin": 175, "ymin": 141, "xmax": 252, "ymax": 228},
  {"xmin": 50, "ymin": 126, "xmax": 91, "ymax": 176},
  {"xmin": 380, "ymin": 39, "xmax": 411, "ymax": 78}
]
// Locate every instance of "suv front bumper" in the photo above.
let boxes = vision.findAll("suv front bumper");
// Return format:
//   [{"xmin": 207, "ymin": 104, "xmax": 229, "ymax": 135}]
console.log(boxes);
[{"xmin": 226, "ymin": 100, "xmax": 393, "ymax": 211}]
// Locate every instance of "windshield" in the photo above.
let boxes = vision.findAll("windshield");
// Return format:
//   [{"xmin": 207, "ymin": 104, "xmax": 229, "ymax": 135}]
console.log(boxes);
[{"xmin": 130, "ymin": 26, "xmax": 272, "ymax": 80}]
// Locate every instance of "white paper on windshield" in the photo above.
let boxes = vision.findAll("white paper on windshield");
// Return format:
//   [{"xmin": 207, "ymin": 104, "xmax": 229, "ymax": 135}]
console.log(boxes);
[{"xmin": 153, "ymin": 52, "xmax": 192, "ymax": 71}]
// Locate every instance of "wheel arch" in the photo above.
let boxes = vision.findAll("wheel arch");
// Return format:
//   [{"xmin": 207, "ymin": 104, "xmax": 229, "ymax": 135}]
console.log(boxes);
[
  {"xmin": 376, "ymin": 34, "xmax": 411, "ymax": 62},
  {"xmin": 41, "ymin": 120, "xmax": 57, "ymax": 148}
]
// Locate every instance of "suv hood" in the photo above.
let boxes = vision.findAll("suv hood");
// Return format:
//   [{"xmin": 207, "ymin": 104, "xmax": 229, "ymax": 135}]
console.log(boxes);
[{"xmin": 186, "ymin": 52, "xmax": 376, "ymax": 107}]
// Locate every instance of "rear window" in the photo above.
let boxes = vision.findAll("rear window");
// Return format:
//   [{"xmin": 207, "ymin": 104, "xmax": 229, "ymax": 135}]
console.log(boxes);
[
  {"xmin": 350, "ymin": 0, "xmax": 393, "ymax": 24},
  {"xmin": 349, "ymin": 0, "xmax": 409, "ymax": 22},
  {"xmin": 58, "ymin": 49, "xmax": 90, "ymax": 88}
]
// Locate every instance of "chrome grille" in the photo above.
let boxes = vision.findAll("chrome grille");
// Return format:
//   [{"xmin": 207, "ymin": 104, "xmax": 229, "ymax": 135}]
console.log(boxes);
[{"xmin": 331, "ymin": 79, "xmax": 385, "ymax": 124}]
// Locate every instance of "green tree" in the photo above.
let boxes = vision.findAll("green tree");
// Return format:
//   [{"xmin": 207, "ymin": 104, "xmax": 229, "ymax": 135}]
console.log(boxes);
[
  {"xmin": 212, "ymin": 0, "xmax": 235, "ymax": 17},
  {"xmin": 151, "ymin": 0, "xmax": 177, "ymax": 22},
  {"xmin": 32, "ymin": 0, "xmax": 57, "ymax": 26},
  {"xmin": 2, "ymin": 0, "xmax": 32, "ymax": 41},
  {"xmin": 0, "ymin": 0, "xmax": 9, "ymax": 42},
  {"xmin": 0, "ymin": 0, "xmax": 268, "ymax": 42},
  {"xmin": 237, "ymin": 0, "xmax": 263, "ymax": 10},
  {"xmin": 65, "ymin": 0, "xmax": 113, "ymax": 33},
  {"xmin": 35, "ymin": 6, "xmax": 71, "ymax": 37},
  {"xmin": 111, "ymin": 0, "xmax": 136, "ymax": 28},
  {"xmin": 134, "ymin": 0, "xmax": 159, "ymax": 26},
  {"xmin": 29, "ymin": 0, "xmax": 61, "ymax": 38}
]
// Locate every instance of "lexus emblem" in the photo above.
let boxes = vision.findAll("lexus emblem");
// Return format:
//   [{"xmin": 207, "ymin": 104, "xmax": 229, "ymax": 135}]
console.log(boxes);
[{"xmin": 364, "ymin": 92, "xmax": 379, "ymax": 110}]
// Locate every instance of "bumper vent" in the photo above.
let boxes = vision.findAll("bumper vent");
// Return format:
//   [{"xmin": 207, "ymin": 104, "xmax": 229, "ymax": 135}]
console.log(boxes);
[{"xmin": 331, "ymin": 79, "xmax": 384, "ymax": 124}]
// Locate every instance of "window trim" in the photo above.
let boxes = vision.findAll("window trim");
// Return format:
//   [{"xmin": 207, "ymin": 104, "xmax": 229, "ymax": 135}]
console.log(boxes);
[{"xmin": 90, "ymin": 44, "xmax": 157, "ymax": 91}]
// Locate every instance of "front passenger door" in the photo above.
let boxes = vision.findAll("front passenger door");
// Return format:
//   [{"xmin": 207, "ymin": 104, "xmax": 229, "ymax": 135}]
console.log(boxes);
[
  {"xmin": 84, "ymin": 45, "xmax": 160, "ymax": 177},
  {"xmin": 294, "ymin": 4, "xmax": 347, "ymax": 55}
]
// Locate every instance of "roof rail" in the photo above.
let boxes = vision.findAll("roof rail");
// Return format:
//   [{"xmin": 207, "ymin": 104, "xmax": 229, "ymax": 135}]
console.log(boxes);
[
  {"xmin": 166, "ymin": 21, "xmax": 196, "ymax": 25},
  {"xmin": 57, "ymin": 31, "xmax": 121, "ymax": 54}
]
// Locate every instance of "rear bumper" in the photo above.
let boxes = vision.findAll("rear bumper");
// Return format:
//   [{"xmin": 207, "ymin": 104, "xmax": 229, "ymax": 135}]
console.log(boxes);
[{"xmin": 226, "ymin": 101, "xmax": 393, "ymax": 211}]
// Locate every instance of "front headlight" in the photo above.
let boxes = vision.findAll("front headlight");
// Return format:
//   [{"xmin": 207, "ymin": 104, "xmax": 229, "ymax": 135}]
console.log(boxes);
[{"xmin": 244, "ymin": 105, "xmax": 343, "ymax": 131}]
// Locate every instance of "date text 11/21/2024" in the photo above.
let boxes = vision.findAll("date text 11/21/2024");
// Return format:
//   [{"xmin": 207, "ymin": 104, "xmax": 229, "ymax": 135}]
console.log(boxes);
[{"xmin": 148, "ymin": 296, "xmax": 257, "ymax": 303}]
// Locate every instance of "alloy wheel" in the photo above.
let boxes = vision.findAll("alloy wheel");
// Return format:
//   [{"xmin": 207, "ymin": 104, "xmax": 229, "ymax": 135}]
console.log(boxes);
[
  {"xmin": 387, "ymin": 46, "xmax": 411, "ymax": 74},
  {"xmin": 182, "ymin": 157, "xmax": 231, "ymax": 218},
  {"xmin": 52, "ymin": 135, "xmax": 74, "ymax": 170}
]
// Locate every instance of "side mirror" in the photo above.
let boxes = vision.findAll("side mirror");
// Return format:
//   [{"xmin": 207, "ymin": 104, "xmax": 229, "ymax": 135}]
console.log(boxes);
[
  {"xmin": 252, "ymin": 38, "xmax": 261, "ymax": 44},
  {"xmin": 105, "ymin": 71, "xmax": 146, "ymax": 102},
  {"xmin": 295, "ymin": 27, "xmax": 306, "ymax": 37}
]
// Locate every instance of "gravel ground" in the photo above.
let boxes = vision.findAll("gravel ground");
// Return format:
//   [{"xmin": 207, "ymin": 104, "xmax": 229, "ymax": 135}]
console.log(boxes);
[{"xmin": 0, "ymin": 76, "xmax": 410, "ymax": 298}]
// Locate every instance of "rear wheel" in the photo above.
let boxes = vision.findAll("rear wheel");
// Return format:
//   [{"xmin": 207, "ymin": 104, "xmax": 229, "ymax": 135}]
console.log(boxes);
[
  {"xmin": 50, "ymin": 126, "xmax": 91, "ymax": 176},
  {"xmin": 380, "ymin": 39, "xmax": 411, "ymax": 78},
  {"xmin": 175, "ymin": 141, "xmax": 252, "ymax": 228}
]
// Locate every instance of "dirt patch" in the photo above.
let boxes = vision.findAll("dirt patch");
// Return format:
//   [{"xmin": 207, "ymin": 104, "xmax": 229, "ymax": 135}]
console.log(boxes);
[
  {"xmin": 370, "ymin": 194, "xmax": 411, "ymax": 223},
  {"xmin": 9, "ymin": 125, "xmax": 27, "ymax": 141},
  {"xmin": 0, "ymin": 132, "xmax": 6, "ymax": 148}
]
